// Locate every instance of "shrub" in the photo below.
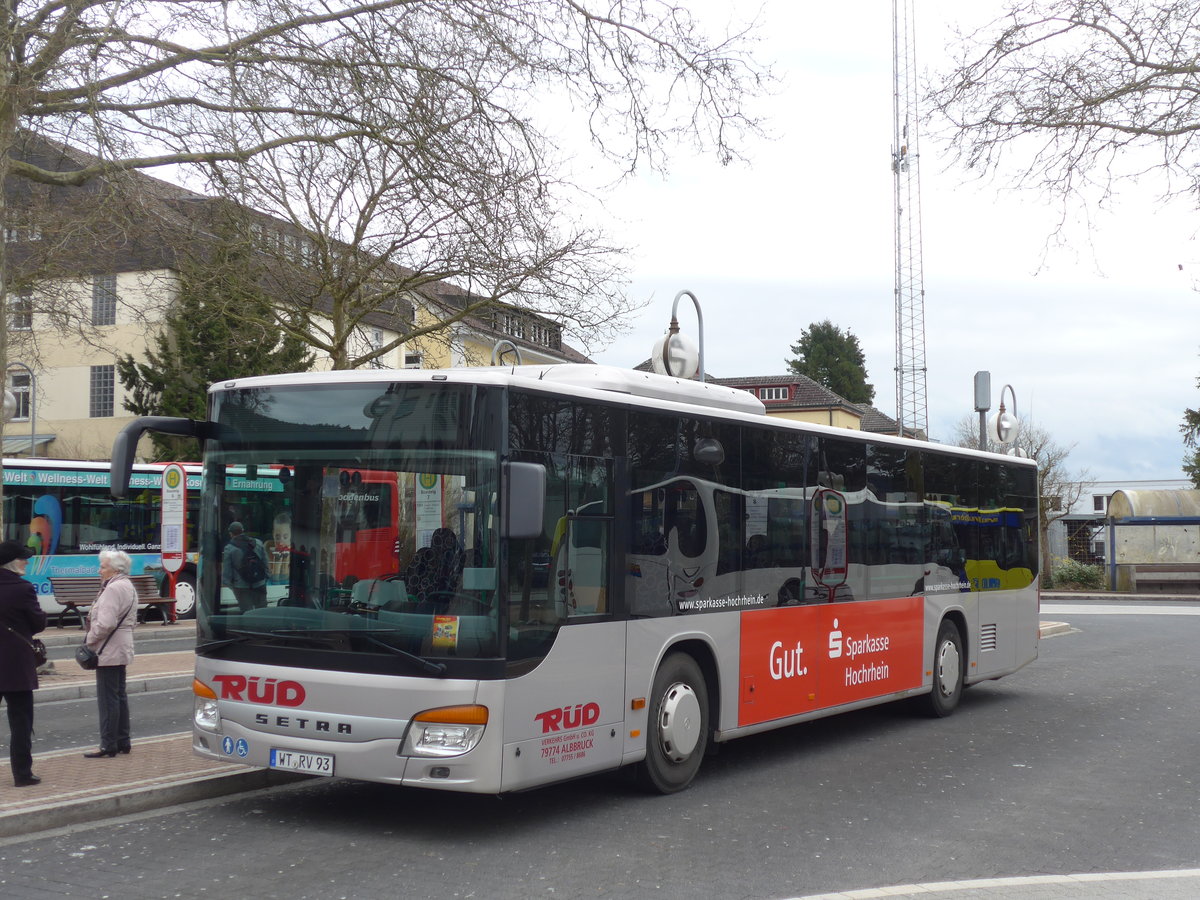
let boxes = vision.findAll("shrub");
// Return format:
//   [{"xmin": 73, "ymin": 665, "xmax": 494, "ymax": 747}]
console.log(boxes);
[{"xmin": 1048, "ymin": 558, "xmax": 1105, "ymax": 591}]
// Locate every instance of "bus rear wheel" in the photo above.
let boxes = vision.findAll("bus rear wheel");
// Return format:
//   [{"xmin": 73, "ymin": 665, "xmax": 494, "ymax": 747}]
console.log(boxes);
[
  {"xmin": 924, "ymin": 619, "xmax": 964, "ymax": 718},
  {"xmin": 638, "ymin": 652, "xmax": 709, "ymax": 794}
]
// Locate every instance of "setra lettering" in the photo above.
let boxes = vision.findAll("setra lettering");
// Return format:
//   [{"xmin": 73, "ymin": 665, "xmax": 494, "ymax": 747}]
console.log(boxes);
[{"xmin": 254, "ymin": 713, "xmax": 352, "ymax": 734}]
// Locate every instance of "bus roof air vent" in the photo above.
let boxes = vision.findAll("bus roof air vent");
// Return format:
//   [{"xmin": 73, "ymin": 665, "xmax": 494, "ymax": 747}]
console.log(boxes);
[{"xmin": 521, "ymin": 365, "xmax": 766, "ymax": 416}]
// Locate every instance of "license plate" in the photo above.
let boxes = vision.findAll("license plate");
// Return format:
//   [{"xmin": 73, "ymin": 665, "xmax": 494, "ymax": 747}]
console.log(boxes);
[{"xmin": 269, "ymin": 748, "xmax": 334, "ymax": 775}]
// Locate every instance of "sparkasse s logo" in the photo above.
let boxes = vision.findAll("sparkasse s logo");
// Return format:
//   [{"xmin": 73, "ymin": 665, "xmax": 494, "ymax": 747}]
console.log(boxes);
[{"xmin": 828, "ymin": 618, "xmax": 843, "ymax": 658}]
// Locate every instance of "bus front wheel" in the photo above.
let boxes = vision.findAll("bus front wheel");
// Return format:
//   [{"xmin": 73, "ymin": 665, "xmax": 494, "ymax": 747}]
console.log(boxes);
[
  {"xmin": 638, "ymin": 652, "xmax": 709, "ymax": 794},
  {"xmin": 171, "ymin": 572, "xmax": 197, "ymax": 620},
  {"xmin": 924, "ymin": 619, "xmax": 963, "ymax": 718}
]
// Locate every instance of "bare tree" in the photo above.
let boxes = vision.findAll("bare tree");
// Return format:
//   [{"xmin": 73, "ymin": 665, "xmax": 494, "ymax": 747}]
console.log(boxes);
[
  {"xmin": 949, "ymin": 415, "xmax": 1090, "ymax": 569},
  {"xmin": 929, "ymin": 3, "xmax": 1200, "ymax": 503},
  {"xmin": 0, "ymin": 0, "xmax": 767, "ymax": 401},
  {"xmin": 927, "ymin": 1, "xmax": 1200, "ymax": 208},
  {"xmin": 194, "ymin": 2, "xmax": 769, "ymax": 368},
  {"xmin": 203, "ymin": 133, "xmax": 633, "ymax": 370}
]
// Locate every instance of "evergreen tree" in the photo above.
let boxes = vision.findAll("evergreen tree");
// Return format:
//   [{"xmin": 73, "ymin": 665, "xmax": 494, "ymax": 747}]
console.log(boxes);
[
  {"xmin": 119, "ymin": 242, "xmax": 312, "ymax": 461},
  {"xmin": 785, "ymin": 320, "xmax": 875, "ymax": 405},
  {"xmin": 1184, "ymin": 449, "xmax": 1200, "ymax": 489}
]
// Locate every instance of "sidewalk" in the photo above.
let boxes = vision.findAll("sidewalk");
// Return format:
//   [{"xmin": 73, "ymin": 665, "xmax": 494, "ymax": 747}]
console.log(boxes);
[{"xmin": 1, "ymin": 621, "xmax": 305, "ymax": 839}]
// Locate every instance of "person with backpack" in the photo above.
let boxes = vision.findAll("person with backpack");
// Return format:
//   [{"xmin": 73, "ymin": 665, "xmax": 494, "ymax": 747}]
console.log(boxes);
[{"xmin": 222, "ymin": 522, "xmax": 268, "ymax": 611}]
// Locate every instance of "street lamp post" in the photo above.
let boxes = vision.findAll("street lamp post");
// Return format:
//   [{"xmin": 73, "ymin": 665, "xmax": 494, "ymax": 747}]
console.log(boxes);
[
  {"xmin": 652, "ymin": 289, "xmax": 705, "ymax": 382},
  {"xmin": 992, "ymin": 383, "xmax": 1018, "ymax": 446},
  {"xmin": 490, "ymin": 339, "xmax": 523, "ymax": 366},
  {"xmin": 974, "ymin": 370, "xmax": 1019, "ymax": 451}
]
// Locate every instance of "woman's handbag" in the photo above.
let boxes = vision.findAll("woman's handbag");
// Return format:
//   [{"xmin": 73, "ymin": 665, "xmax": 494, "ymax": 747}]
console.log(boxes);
[
  {"xmin": 4, "ymin": 625, "xmax": 47, "ymax": 667},
  {"xmin": 75, "ymin": 642, "xmax": 100, "ymax": 670},
  {"xmin": 76, "ymin": 598, "xmax": 136, "ymax": 671}
]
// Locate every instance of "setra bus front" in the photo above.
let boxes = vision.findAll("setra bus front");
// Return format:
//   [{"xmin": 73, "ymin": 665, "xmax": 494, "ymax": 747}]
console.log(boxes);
[{"xmin": 113, "ymin": 374, "xmax": 547, "ymax": 792}]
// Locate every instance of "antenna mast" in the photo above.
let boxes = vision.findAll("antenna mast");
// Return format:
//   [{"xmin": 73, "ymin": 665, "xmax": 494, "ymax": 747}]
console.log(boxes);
[{"xmin": 892, "ymin": 0, "xmax": 927, "ymax": 437}]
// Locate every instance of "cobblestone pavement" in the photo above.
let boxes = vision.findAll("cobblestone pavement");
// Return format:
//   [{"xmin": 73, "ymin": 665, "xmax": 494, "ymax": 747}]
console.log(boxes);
[{"xmin": 1, "ymin": 621, "xmax": 298, "ymax": 838}]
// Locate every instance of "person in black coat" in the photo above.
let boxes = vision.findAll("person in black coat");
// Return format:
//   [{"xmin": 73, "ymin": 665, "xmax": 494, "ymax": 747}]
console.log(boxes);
[{"xmin": 0, "ymin": 540, "xmax": 47, "ymax": 787}]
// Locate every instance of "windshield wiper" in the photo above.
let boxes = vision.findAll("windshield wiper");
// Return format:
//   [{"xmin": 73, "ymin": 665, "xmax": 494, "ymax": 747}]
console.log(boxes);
[
  {"xmin": 198, "ymin": 627, "xmax": 342, "ymax": 652},
  {"xmin": 361, "ymin": 634, "xmax": 447, "ymax": 676}
]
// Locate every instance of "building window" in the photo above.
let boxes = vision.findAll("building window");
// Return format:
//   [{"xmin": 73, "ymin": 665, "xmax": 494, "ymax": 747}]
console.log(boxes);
[
  {"xmin": 403, "ymin": 353, "xmax": 422, "ymax": 369},
  {"xmin": 92, "ymin": 275, "xmax": 117, "ymax": 325},
  {"xmin": 1093, "ymin": 495, "xmax": 1105, "ymax": 512},
  {"xmin": 498, "ymin": 311, "xmax": 526, "ymax": 340},
  {"xmin": 90, "ymin": 365, "xmax": 115, "ymax": 417},
  {"xmin": 10, "ymin": 293, "xmax": 32, "ymax": 330},
  {"xmin": 759, "ymin": 386, "xmax": 788, "ymax": 401},
  {"xmin": 4, "ymin": 226, "xmax": 41, "ymax": 243},
  {"xmin": 8, "ymin": 371, "xmax": 30, "ymax": 420}
]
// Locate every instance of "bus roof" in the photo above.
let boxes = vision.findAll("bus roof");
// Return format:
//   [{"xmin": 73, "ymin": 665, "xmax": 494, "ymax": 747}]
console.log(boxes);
[{"xmin": 206, "ymin": 365, "xmax": 1036, "ymax": 469}]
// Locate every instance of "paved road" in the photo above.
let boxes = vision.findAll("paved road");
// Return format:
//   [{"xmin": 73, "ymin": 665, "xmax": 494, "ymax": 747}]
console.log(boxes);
[
  {"xmin": 34, "ymin": 686, "xmax": 195, "ymax": 751},
  {"xmin": 4, "ymin": 600, "xmax": 1200, "ymax": 899}
]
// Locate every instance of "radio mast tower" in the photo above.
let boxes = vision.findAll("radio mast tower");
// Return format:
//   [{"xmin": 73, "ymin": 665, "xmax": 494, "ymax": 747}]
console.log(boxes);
[{"xmin": 891, "ymin": 0, "xmax": 927, "ymax": 437}]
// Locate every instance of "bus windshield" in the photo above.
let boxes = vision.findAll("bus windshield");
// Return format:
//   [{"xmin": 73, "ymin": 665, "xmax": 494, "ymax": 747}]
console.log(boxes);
[{"xmin": 198, "ymin": 382, "xmax": 502, "ymax": 665}]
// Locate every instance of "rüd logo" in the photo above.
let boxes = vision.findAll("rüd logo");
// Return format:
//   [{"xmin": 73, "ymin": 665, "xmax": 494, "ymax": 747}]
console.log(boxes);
[
  {"xmin": 535, "ymin": 702, "xmax": 600, "ymax": 733},
  {"xmin": 212, "ymin": 675, "xmax": 306, "ymax": 707}
]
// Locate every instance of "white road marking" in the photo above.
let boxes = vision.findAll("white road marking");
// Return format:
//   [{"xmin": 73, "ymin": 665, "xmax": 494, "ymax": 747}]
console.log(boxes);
[
  {"xmin": 791, "ymin": 868, "xmax": 1200, "ymax": 898},
  {"xmin": 1042, "ymin": 604, "xmax": 1200, "ymax": 616}
]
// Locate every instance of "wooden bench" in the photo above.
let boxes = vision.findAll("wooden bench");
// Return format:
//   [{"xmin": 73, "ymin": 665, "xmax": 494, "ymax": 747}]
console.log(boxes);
[
  {"xmin": 1128, "ymin": 563, "xmax": 1200, "ymax": 594},
  {"xmin": 49, "ymin": 575, "xmax": 176, "ymax": 629}
]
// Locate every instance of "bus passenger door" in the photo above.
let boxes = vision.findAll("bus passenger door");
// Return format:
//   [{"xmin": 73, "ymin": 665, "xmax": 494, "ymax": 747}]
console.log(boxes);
[
  {"xmin": 502, "ymin": 456, "xmax": 624, "ymax": 790},
  {"xmin": 554, "ymin": 506, "xmax": 608, "ymax": 617}
]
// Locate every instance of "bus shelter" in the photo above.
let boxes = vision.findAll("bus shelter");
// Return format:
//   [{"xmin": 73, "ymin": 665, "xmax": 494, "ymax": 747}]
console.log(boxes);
[{"xmin": 1106, "ymin": 490, "xmax": 1200, "ymax": 593}]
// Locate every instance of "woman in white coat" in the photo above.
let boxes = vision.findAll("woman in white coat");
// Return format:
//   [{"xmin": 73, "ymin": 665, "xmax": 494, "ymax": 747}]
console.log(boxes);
[{"xmin": 83, "ymin": 549, "xmax": 138, "ymax": 758}]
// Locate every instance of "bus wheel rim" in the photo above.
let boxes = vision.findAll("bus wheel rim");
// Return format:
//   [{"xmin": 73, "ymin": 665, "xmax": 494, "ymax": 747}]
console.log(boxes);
[
  {"xmin": 656, "ymin": 682, "xmax": 701, "ymax": 762},
  {"xmin": 173, "ymin": 580, "xmax": 196, "ymax": 616},
  {"xmin": 937, "ymin": 639, "xmax": 961, "ymax": 697}
]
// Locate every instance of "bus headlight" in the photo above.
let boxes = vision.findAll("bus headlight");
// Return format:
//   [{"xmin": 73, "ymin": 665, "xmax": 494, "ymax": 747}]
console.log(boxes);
[
  {"xmin": 193, "ymin": 678, "xmax": 220, "ymax": 733},
  {"xmin": 402, "ymin": 705, "xmax": 488, "ymax": 758}
]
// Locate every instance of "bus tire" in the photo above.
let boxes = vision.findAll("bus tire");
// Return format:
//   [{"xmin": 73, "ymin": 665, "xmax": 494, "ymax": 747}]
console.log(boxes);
[
  {"xmin": 637, "ymin": 652, "xmax": 709, "ymax": 794},
  {"xmin": 924, "ymin": 619, "xmax": 963, "ymax": 718},
  {"xmin": 172, "ymin": 571, "xmax": 197, "ymax": 620}
]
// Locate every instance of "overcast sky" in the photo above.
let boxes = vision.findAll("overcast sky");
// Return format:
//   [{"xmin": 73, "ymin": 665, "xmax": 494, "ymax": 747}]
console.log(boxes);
[{"xmin": 586, "ymin": 1, "xmax": 1199, "ymax": 484}]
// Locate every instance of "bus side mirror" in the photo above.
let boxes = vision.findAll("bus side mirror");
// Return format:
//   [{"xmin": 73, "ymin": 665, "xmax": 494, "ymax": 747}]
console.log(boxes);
[
  {"xmin": 502, "ymin": 462, "xmax": 545, "ymax": 540},
  {"xmin": 110, "ymin": 416, "xmax": 213, "ymax": 498}
]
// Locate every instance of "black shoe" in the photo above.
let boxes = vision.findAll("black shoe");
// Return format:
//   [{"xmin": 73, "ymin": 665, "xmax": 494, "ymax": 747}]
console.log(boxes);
[
  {"xmin": 83, "ymin": 749, "xmax": 117, "ymax": 759},
  {"xmin": 13, "ymin": 775, "xmax": 41, "ymax": 787},
  {"xmin": 117, "ymin": 747, "xmax": 131, "ymax": 755}
]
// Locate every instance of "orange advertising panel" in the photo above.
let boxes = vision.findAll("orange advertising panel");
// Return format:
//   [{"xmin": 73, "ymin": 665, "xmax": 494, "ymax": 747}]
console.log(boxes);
[{"xmin": 738, "ymin": 596, "xmax": 924, "ymax": 727}]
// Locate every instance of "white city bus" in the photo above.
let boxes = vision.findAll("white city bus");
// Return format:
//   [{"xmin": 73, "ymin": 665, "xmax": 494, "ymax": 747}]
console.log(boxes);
[{"xmin": 112, "ymin": 365, "xmax": 1039, "ymax": 793}]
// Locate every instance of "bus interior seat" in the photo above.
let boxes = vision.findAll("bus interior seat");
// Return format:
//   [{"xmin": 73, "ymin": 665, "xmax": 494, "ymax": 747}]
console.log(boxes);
[{"xmin": 404, "ymin": 528, "xmax": 464, "ymax": 608}]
